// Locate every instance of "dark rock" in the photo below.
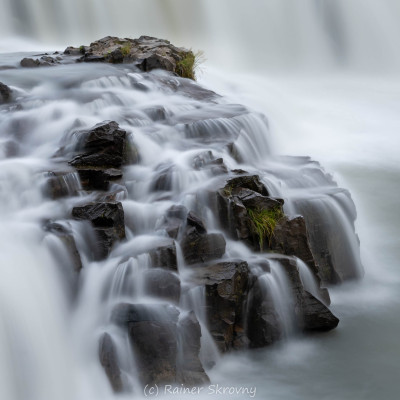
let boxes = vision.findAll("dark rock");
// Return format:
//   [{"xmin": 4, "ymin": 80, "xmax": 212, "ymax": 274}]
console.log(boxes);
[
  {"xmin": 246, "ymin": 273, "xmax": 283, "ymax": 348},
  {"xmin": 76, "ymin": 167, "xmax": 123, "ymax": 191},
  {"xmin": 148, "ymin": 242, "xmax": 178, "ymax": 271},
  {"xmin": 158, "ymin": 205, "xmax": 187, "ymax": 239},
  {"xmin": 143, "ymin": 269, "xmax": 181, "ymax": 303},
  {"xmin": 99, "ymin": 333, "xmax": 123, "ymax": 393},
  {"xmin": 278, "ymin": 258, "xmax": 338, "ymax": 331},
  {"xmin": 270, "ymin": 216, "xmax": 322, "ymax": 284},
  {"xmin": 0, "ymin": 82, "xmax": 12, "ymax": 103},
  {"xmin": 20, "ymin": 56, "xmax": 60, "ymax": 68},
  {"xmin": 150, "ymin": 163, "xmax": 174, "ymax": 192},
  {"xmin": 44, "ymin": 171, "xmax": 81, "ymax": 199},
  {"xmin": 180, "ymin": 229, "xmax": 226, "ymax": 265},
  {"xmin": 194, "ymin": 260, "xmax": 251, "ymax": 352},
  {"xmin": 177, "ymin": 312, "xmax": 210, "ymax": 385},
  {"xmin": 64, "ymin": 46, "xmax": 87, "ymax": 55},
  {"xmin": 112, "ymin": 303, "xmax": 179, "ymax": 385},
  {"xmin": 72, "ymin": 201, "xmax": 125, "ymax": 259},
  {"xmin": 226, "ymin": 175, "xmax": 269, "ymax": 196},
  {"xmin": 187, "ymin": 211, "xmax": 207, "ymax": 234},
  {"xmin": 301, "ymin": 291, "xmax": 339, "ymax": 331},
  {"xmin": 69, "ymin": 121, "xmax": 127, "ymax": 169}
]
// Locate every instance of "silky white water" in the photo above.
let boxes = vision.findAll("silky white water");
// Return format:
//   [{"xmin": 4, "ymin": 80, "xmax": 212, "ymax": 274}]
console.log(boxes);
[{"xmin": 1, "ymin": 1, "xmax": 400, "ymax": 399}]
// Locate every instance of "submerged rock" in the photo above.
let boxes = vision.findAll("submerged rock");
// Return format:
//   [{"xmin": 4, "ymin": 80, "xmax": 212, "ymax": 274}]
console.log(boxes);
[
  {"xmin": 20, "ymin": 55, "xmax": 61, "ymax": 68},
  {"xmin": 0, "ymin": 82, "xmax": 11, "ymax": 103},
  {"xmin": 99, "ymin": 333, "xmax": 123, "ymax": 393},
  {"xmin": 148, "ymin": 241, "xmax": 178, "ymax": 271},
  {"xmin": 72, "ymin": 201, "xmax": 125, "ymax": 259}
]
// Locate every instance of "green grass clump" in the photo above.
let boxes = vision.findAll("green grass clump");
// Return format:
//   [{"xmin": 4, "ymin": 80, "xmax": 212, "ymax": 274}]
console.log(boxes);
[
  {"xmin": 248, "ymin": 207, "xmax": 284, "ymax": 250},
  {"xmin": 176, "ymin": 50, "xmax": 204, "ymax": 80},
  {"xmin": 120, "ymin": 43, "xmax": 132, "ymax": 57}
]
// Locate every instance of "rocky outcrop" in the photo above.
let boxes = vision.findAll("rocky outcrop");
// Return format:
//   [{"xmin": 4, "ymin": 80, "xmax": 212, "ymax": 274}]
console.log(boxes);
[
  {"xmin": 0, "ymin": 82, "xmax": 11, "ymax": 103},
  {"xmin": 72, "ymin": 201, "xmax": 125, "ymax": 259},
  {"xmin": 99, "ymin": 333, "xmax": 123, "ymax": 393},
  {"xmin": 148, "ymin": 241, "xmax": 178, "ymax": 270},
  {"xmin": 143, "ymin": 269, "xmax": 181, "ymax": 303},
  {"xmin": 66, "ymin": 36, "xmax": 197, "ymax": 79}
]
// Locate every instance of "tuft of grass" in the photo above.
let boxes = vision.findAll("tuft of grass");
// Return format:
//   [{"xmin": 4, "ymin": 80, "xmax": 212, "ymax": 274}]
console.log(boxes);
[
  {"xmin": 120, "ymin": 43, "xmax": 132, "ymax": 57},
  {"xmin": 176, "ymin": 50, "xmax": 204, "ymax": 80},
  {"xmin": 248, "ymin": 207, "xmax": 284, "ymax": 250},
  {"xmin": 79, "ymin": 45, "xmax": 85, "ymax": 54}
]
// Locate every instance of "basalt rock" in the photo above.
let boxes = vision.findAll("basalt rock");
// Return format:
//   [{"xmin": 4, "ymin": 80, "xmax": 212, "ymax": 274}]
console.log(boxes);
[
  {"xmin": 69, "ymin": 121, "xmax": 127, "ymax": 169},
  {"xmin": 0, "ymin": 82, "xmax": 11, "ymax": 103},
  {"xmin": 72, "ymin": 201, "xmax": 125, "ymax": 259},
  {"xmin": 44, "ymin": 171, "xmax": 81, "ymax": 199},
  {"xmin": 111, "ymin": 303, "xmax": 208, "ymax": 386},
  {"xmin": 70, "ymin": 36, "xmax": 196, "ymax": 79},
  {"xmin": 20, "ymin": 55, "xmax": 61, "ymax": 68},
  {"xmin": 99, "ymin": 333, "xmax": 123, "ymax": 393},
  {"xmin": 278, "ymin": 257, "xmax": 338, "ymax": 331},
  {"xmin": 177, "ymin": 312, "xmax": 210, "ymax": 385},
  {"xmin": 194, "ymin": 260, "xmax": 251, "ymax": 352},
  {"xmin": 76, "ymin": 167, "xmax": 123, "ymax": 191},
  {"xmin": 143, "ymin": 269, "xmax": 181, "ymax": 303},
  {"xmin": 180, "ymin": 228, "xmax": 226, "ymax": 265},
  {"xmin": 148, "ymin": 241, "xmax": 178, "ymax": 271}
]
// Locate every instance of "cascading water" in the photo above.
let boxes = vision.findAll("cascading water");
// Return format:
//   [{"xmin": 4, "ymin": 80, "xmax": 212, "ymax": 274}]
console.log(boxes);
[{"xmin": 1, "ymin": 1, "xmax": 400, "ymax": 400}]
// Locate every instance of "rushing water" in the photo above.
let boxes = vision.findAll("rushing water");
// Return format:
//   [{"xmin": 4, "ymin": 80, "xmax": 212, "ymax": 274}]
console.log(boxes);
[{"xmin": 1, "ymin": 1, "xmax": 400, "ymax": 400}]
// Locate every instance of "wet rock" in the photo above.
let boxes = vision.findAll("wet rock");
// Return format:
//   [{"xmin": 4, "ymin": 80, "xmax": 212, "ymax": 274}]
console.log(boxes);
[
  {"xmin": 148, "ymin": 241, "xmax": 178, "ymax": 271},
  {"xmin": 150, "ymin": 163, "xmax": 174, "ymax": 192},
  {"xmin": 246, "ymin": 275, "xmax": 283, "ymax": 347},
  {"xmin": 76, "ymin": 167, "xmax": 123, "ymax": 191},
  {"xmin": 44, "ymin": 221, "xmax": 82, "ymax": 272},
  {"xmin": 0, "ymin": 82, "xmax": 11, "ymax": 103},
  {"xmin": 194, "ymin": 260, "xmax": 251, "ymax": 352},
  {"xmin": 144, "ymin": 269, "xmax": 181, "ymax": 303},
  {"xmin": 157, "ymin": 205, "xmax": 187, "ymax": 239},
  {"xmin": 69, "ymin": 121, "xmax": 127, "ymax": 169},
  {"xmin": 44, "ymin": 171, "xmax": 81, "ymax": 199},
  {"xmin": 64, "ymin": 46, "xmax": 87, "ymax": 55},
  {"xmin": 99, "ymin": 333, "xmax": 123, "ymax": 393},
  {"xmin": 72, "ymin": 201, "xmax": 125, "ymax": 259},
  {"xmin": 177, "ymin": 312, "xmax": 210, "ymax": 385},
  {"xmin": 192, "ymin": 151, "xmax": 228, "ymax": 175},
  {"xmin": 270, "ymin": 216, "xmax": 322, "ymax": 283},
  {"xmin": 180, "ymin": 228, "xmax": 226, "ymax": 265},
  {"xmin": 278, "ymin": 258, "xmax": 338, "ymax": 331},
  {"xmin": 112, "ymin": 303, "xmax": 179, "ymax": 385},
  {"xmin": 73, "ymin": 36, "xmax": 196, "ymax": 79},
  {"xmin": 187, "ymin": 211, "xmax": 207, "ymax": 234},
  {"xmin": 301, "ymin": 291, "xmax": 339, "ymax": 331},
  {"xmin": 20, "ymin": 55, "xmax": 60, "ymax": 68}
]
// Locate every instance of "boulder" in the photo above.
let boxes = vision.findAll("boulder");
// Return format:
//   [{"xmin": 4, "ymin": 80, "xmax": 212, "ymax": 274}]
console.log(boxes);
[
  {"xmin": 194, "ymin": 260, "xmax": 251, "ymax": 352},
  {"xmin": 44, "ymin": 171, "xmax": 81, "ymax": 199},
  {"xmin": 246, "ymin": 274, "xmax": 283, "ymax": 348},
  {"xmin": 180, "ymin": 228, "xmax": 226, "ymax": 265},
  {"xmin": 148, "ymin": 242, "xmax": 178, "ymax": 271},
  {"xmin": 99, "ymin": 333, "xmax": 123, "ymax": 393},
  {"xmin": 143, "ymin": 269, "xmax": 181, "ymax": 303},
  {"xmin": 278, "ymin": 258, "xmax": 339, "ymax": 332},
  {"xmin": 20, "ymin": 55, "xmax": 60, "ymax": 68},
  {"xmin": 76, "ymin": 167, "xmax": 123, "ymax": 191},
  {"xmin": 0, "ymin": 82, "xmax": 11, "ymax": 103},
  {"xmin": 177, "ymin": 312, "xmax": 210, "ymax": 385},
  {"xmin": 157, "ymin": 205, "xmax": 187, "ymax": 239},
  {"xmin": 69, "ymin": 121, "xmax": 127, "ymax": 169},
  {"xmin": 112, "ymin": 304, "xmax": 179, "ymax": 385},
  {"xmin": 72, "ymin": 201, "xmax": 125, "ymax": 259}
]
